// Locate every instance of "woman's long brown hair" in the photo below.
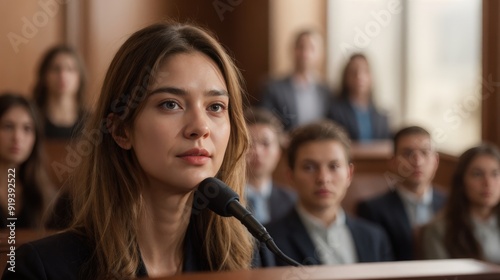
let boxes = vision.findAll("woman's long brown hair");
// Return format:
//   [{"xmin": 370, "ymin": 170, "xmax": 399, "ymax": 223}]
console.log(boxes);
[
  {"xmin": 69, "ymin": 22, "xmax": 253, "ymax": 279},
  {"xmin": 443, "ymin": 143, "xmax": 500, "ymax": 259}
]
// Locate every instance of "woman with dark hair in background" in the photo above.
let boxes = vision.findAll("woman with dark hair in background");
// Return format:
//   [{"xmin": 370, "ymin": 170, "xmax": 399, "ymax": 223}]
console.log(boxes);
[
  {"xmin": 421, "ymin": 143, "xmax": 500, "ymax": 263},
  {"xmin": 0, "ymin": 93, "xmax": 53, "ymax": 229},
  {"xmin": 327, "ymin": 53, "xmax": 390, "ymax": 141},
  {"xmin": 3, "ymin": 21, "xmax": 272, "ymax": 279},
  {"xmin": 33, "ymin": 45, "xmax": 87, "ymax": 139}
]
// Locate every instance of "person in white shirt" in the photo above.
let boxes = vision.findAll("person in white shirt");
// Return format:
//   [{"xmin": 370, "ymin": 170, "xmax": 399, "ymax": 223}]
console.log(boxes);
[
  {"xmin": 260, "ymin": 29, "xmax": 332, "ymax": 131},
  {"xmin": 266, "ymin": 120, "xmax": 393, "ymax": 266}
]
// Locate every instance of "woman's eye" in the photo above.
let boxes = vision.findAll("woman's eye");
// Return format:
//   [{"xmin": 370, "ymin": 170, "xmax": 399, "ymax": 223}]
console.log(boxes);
[
  {"xmin": 161, "ymin": 101, "xmax": 180, "ymax": 110},
  {"xmin": 208, "ymin": 103, "xmax": 225, "ymax": 112}
]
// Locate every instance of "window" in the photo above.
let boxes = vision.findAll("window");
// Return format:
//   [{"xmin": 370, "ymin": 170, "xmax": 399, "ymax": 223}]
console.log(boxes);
[{"xmin": 327, "ymin": 0, "xmax": 481, "ymax": 155}]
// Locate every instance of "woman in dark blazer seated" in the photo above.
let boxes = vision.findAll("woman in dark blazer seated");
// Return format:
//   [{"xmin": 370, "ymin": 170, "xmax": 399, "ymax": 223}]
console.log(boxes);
[
  {"xmin": 327, "ymin": 53, "xmax": 390, "ymax": 141},
  {"xmin": 3, "ymin": 22, "xmax": 270, "ymax": 279}
]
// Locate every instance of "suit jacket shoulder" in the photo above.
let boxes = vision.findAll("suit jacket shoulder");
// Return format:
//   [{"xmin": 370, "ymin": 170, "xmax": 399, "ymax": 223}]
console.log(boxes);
[
  {"xmin": 266, "ymin": 209, "xmax": 319, "ymax": 266},
  {"xmin": 357, "ymin": 190, "xmax": 414, "ymax": 260},
  {"xmin": 268, "ymin": 185, "xmax": 297, "ymax": 223},
  {"xmin": 346, "ymin": 215, "xmax": 394, "ymax": 262},
  {"xmin": 357, "ymin": 190, "xmax": 402, "ymax": 219}
]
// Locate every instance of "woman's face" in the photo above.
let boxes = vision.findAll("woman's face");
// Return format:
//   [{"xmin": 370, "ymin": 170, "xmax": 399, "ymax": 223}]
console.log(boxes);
[
  {"xmin": 464, "ymin": 154, "xmax": 500, "ymax": 210},
  {"xmin": 0, "ymin": 106, "xmax": 36, "ymax": 166},
  {"xmin": 346, "ymin": 57, "xmax": 372, "ymax": 97},
  {"xmin": 125, "ymin": 51, "xmax": 231, "ymax": 193},
  {"xmin": 45, "ymin": 53, "xmax": 80, "ymax": 98}
]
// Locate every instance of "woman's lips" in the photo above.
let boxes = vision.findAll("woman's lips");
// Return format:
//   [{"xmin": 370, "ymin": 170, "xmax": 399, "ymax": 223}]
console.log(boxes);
[
  {"xmin": 177, "ymin": 148, "xmax": 211, "ymax": 166},
  {"xmin": 178, "ymin": 155, "xmax": 210, "ymax": 165}
]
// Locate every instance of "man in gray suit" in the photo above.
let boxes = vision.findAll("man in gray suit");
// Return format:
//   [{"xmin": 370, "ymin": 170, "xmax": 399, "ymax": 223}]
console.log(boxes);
[{"xmin": 260, "ymin": 29, "xmax": 332, "ymax": 131}]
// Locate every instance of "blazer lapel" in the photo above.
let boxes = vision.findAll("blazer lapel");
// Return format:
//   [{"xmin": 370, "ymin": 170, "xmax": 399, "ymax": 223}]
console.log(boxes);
[
  {"xmin": 283, "ymin": 77, "xmax": 298, "ymax": 128},
  {"xmin": 431, "ymin": 188, "xmax": 445, "ymax": 213},
  {"xmin": 344, "ymin": 101, "xmax": 360, "ymax": 140},
  {"xmin": 388, "ymin": 191, "xmax": 412, "ymax": 239},
  {"xmin": 346, "ymin": 217, "xmax": 369, "ymax": 262},
  {"xmin": 287, "ymin": 209, "xmax": 321, "ymax": 265}
]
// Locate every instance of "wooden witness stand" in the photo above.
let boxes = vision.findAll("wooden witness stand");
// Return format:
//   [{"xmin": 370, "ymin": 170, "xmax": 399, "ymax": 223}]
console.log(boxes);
[{"xmin": 147, "ymin": 259, "xmax": 500, "ymax": 280}]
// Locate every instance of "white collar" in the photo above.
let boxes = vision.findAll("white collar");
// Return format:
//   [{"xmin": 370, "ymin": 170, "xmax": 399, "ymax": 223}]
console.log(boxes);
[{"xmin": 396, "ymin": 186, "xmax": 433, "ymax": 206}]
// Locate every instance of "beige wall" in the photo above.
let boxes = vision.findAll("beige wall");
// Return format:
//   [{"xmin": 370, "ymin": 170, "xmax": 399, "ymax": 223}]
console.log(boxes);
[
  {"xmin": 0, "ymin": 0, "xmax": 64, "ymax": 97},
  {"xmin": 82, "ymin": 0, "xmax": 171, "ymax": 105}
]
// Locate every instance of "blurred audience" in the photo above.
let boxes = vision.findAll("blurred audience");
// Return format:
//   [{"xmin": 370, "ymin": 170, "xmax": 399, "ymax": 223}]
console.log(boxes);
[
  {"xmin": 357, "ymin": 126, "xmax": 446, "ymax": 260},
  {"xmin": 267, "ymin": 120, "xmax": 393, "ymax": 266},
  {"xmin": 244, "ymin": 107, "xmax": 296, "ymax": 225},
  {"xmin": 328, "ymin": 53, "xmax": 390, "ymax": 141},
  {"xmin": 260, "ymin": 29, "xmax": 332, "ymax": 131},
  {"xmin": 0, "ymin": 93, "xmax": 53, "ymax": 229},
  {"xmin": 34, "ymin": 45, "xmax": 87, "ymax": 140},
  {"xmin": 421, "ymin": 143, "xmax": 500, "ymax": 264}
]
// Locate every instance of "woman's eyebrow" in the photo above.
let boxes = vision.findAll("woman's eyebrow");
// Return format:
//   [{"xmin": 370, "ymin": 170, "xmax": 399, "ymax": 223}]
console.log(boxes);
[
  {"xmin": 149, "ymin": 87, "xmax": 229, "ymax": 97},
  {"xmin": 149, "ymin": 86, "xmax": 187, "ymax": 96}
]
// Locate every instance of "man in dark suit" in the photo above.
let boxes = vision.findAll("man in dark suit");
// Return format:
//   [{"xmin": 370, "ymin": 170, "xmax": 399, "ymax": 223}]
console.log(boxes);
[
  {"xmin": 260, "ymin": 29, "xmax": 332, "ymax": 131},
  {"xmin": 266, "ymin": 121, "xmax": 393, "ymax": 266},
  {"xmin": 357, "ymin": 126, "xmax": 446, "ymax": 261},
  {"xmin": 244, "ymin": 107, "xmax": 296, "ymax": 225}
]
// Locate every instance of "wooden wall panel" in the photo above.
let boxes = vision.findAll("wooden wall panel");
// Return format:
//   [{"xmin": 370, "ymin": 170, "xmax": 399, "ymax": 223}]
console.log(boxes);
[
  {"xmin": 482, "ymin": 0, "xmax": 500, "ymax": 147},
  {"xmin": 82, "ymin": 0, "xmax": 171, "ymax": 105},
  {"xmin": 167, "ymin": 0, "xmax": 270, "ymax": 104},
  {"xmin": 0, "ymin": 1, "xmax": 64, "ymax": 96}
]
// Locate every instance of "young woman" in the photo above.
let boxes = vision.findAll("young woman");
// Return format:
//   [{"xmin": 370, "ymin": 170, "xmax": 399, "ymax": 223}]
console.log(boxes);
[
  {"xmin": 327, "ymin": 53, "xmax": 390, "ymax": 141},
  {"xmin": 421, "ymin": 143, "xmax": 500, "ymax": 263},
  {"xmin": 33, "ymin": 45, "xmax": 87, "ymax": 139},
  {"xmin": 0, "ymin": 93, "xmax": 52, "ymax": 229},
  {"xmin": 3, "ymin": 22, "xmax": 266, "ymax": 279}
]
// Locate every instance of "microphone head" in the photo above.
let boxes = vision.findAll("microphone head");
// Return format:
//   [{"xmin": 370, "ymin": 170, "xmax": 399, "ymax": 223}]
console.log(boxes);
[{"xmin": 194, "ymin": 177, "xmax": 239, "ymax": 217}]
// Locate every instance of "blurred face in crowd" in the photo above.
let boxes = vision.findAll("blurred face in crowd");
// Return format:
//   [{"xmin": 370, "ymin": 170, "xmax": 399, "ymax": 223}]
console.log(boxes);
[
  {"xmin": 346, "ymin": 56, "xmax": 372, "ymax": 98},
  {"xmin": 246, "ymin": 124, "xmax": 282, "ymax": 182},
  {"xmin": 464, "ymin": 154, "xmax": 500, "ymax": 211},
  {"xmin": 45, "ymin": 53, "xmax": 80, "ymax": 98},
  {"xmin": 116, "ymin": 51, "xmax": 231, "ymax": 193},
  {"xmin": 294, "ymin": 33, "xmax": 323, "ymax": 73},
  {"xmin": 0, "ymin": 106, "xmax": 35, "ymax": 166},
  {"xmin": 290, "ymin": 140, "xmax": 353, "ymax": 213},
  {"xmin": 392, "ymin": 134, "xmax": 439, "ymax": 192}
]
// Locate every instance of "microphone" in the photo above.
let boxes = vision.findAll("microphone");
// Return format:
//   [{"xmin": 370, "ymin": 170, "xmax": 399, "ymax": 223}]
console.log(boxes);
[{"xmin": 194, "ymin": 177, "xmax": 301, "ymax": 267}]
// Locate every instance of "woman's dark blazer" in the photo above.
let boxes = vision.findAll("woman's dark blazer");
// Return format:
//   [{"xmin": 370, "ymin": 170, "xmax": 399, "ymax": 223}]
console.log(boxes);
[
  {"xmin": 327, "ymin": 98, "xmax": 391, "ymax": 141},
  {"xmin": 2, "ymin": 219, "xmax": 274, "ymax": 279}
]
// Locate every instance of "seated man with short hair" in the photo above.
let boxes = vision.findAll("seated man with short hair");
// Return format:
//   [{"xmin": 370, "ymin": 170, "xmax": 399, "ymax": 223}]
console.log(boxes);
[
  {"xmin": 266, "ymin": 120, "xmax": 393, "ymax": 266},
  {"xmin": 357, "ymin": 126, "xmax": 446, "ymax": 261}
]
